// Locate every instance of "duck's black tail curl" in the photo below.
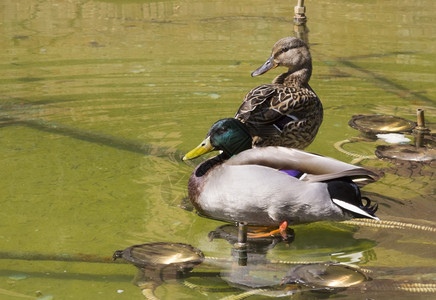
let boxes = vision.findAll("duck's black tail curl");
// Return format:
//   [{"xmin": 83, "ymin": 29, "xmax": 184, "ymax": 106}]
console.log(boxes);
[
  {"xmin": 360, "ymin": 197, "xmax": 378, "ymax": 217},
  {"xmin": 328, "ymin": 179, "xmax": 379, "ymax": 220}
]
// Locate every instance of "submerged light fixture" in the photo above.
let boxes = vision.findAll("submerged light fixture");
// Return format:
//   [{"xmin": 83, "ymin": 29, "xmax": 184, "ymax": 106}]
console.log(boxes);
[
  {"xmin": 348, "ymin": 114, "xmax": 416, "ymax": 137},
  {"xmin": 347, "ymin": 110, "xmax": 435, "ymax": 163}
]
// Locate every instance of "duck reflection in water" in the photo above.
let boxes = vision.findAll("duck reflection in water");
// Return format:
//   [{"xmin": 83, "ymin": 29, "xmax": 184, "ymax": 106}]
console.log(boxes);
[
  {"xmin": 207, "ymin": 223, "xmax": 375, "ymax": 296},
  {"xmin": 114, "ymin": 236, "xmax": 374, "ymax": 298}
]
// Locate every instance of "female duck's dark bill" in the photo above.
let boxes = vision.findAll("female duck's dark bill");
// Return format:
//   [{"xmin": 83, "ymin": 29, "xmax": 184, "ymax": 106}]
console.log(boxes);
[{"xmin": 251, "ymin": 56, "xmax": 277, "ymax": 77}]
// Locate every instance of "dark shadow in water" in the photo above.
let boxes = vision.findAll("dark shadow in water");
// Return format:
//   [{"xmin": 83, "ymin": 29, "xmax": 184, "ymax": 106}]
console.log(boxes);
[
  {"xmin": 200, "ymin": 15, "xmax": 290, "ymax": 23},
  {"xmin": 362, "ymin": 191, "xmax": 406, "ymax": 207},
  {"xmin": 0, "ymin": 114, "xmax": 186, "ymax": 161},
  {"xmin": 336, "ymin": 56, "xmax": 434, "ymax": 105},
  {"xmin": 0, "ymin": 269, "xmax": 132, "ymax": 283},
  {"xmin": 0, "ymin": 250, "xmax": 125, "ymax": 264},
  {"xmin": 316, "ymin": 50, "xmax": 434, "ymax": 105},
  {"xmin": 340, "ymin": 51, "xmax": 418, "ymax": 61}
]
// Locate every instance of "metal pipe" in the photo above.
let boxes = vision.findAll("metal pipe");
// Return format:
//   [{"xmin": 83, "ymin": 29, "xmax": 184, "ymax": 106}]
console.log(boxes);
[
  {"xmin": 234, "ymin": 222, "xmax": 248, "ymax": 266},
  {"xmin": 414, "ymin": 108, "xmax": 430, "ymax": 147},
  {"xmin": 416, "ymin": 108, "xmax": 426, "ymax": 128},
  {"xmin": 237, "ymin": 222, "xmax": 248, "ymax": 244},
  {"xmin": 294, "ymin": 0, "xmax": 307, "ymax": 25}
]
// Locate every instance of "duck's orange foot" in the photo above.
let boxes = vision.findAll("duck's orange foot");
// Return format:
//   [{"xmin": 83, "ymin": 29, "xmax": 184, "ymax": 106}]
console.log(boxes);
[{"xmin": 247, "ymin": 221, "xmax": 289, "ymax": 240}]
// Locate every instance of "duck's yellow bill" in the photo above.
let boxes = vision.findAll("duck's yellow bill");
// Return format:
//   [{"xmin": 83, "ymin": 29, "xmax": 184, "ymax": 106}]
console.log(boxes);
[{"xmin": 182, "ymin": 136, "xmax": 215, "ymax": 161}]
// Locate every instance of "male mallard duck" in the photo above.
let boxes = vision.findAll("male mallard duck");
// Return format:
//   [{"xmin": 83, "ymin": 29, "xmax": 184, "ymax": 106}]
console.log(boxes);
[
  {"xmin": 183, "ymin": 119, "xmax": 379, "ymax": 237},
  {"xmin": 235, "ymin": 37, "xmax": 322, "ymax": 149}
]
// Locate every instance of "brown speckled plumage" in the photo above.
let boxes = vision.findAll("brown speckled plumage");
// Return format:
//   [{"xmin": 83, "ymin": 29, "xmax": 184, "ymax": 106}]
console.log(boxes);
[{"xmin": 235, "ymin": 37, "xmax": 323, "ymax": 149}]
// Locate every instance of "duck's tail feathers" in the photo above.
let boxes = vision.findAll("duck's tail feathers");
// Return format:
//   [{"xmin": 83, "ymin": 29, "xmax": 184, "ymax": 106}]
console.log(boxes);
[{"xmin": 332, "ymin": 197, "xmax": 379, "ymax": 220}]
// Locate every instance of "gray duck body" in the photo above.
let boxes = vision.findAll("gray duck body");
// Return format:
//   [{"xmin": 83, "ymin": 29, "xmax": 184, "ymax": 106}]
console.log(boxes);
[{"xmin": 187, "ymin": 145, "xmax": 380, "ymax": 226}]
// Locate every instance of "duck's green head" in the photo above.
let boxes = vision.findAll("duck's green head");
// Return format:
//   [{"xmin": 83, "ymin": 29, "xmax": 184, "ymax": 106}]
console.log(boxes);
[{"xmin": 183, "ymin": 118, "xmax": 252, "ymax": 160}]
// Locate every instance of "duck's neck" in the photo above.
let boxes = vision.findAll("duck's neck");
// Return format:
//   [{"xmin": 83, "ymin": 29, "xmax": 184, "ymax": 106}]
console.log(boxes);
[
  {"xmin": 195, "ymin": 153, "xmax": 229, "ymax": 177},
  {"xmin": 273, "ymin": 66, "xmax": 312, "ymax": 86}
]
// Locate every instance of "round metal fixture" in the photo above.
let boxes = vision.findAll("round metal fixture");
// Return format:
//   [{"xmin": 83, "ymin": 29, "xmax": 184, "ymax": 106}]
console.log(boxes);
[
  {"xmin": 348, "ymin": 115, "xmax": 415, "ymax": 135},
  {"xmin": 376, "ymin": 144, "xmax": 436, "ymax": 162},
  {"xmin": 113, "ymin": 242, "xmax": 204, "ymax": 270},
  {"xmin": 281, "ymin": 263, "xmax": 368, "ymax": 289}
]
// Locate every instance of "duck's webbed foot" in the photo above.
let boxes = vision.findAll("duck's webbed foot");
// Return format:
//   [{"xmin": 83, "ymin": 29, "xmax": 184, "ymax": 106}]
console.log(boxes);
[
  {"xmin": 279, "ymin": 220, "xmax": 289, "ymax": 239},
  {"xmin": 247, "ymin": 221, "xmax": 289, "ymax": 240}
]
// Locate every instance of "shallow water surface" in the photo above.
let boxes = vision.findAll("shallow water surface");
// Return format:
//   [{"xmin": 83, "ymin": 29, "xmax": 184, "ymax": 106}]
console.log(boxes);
[{"xmin": 0, "ymin": 0, "xmax": 435, "ymax": 299}]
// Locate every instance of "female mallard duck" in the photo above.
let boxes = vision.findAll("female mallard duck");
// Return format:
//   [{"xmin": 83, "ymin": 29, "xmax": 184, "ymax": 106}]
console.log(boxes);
[
  {"xmin": 235, "ymin": 37, "xmax": 322, "ymax": 149},
  {"xmin": 183, "ymin": 119, "xmax": 379, "ymax": 236}
]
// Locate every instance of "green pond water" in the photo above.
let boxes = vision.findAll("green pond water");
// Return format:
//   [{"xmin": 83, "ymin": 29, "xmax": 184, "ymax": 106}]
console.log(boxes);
[{"xmin": 0, "ymin": 0, "xmax": 435, "ymax": 299}]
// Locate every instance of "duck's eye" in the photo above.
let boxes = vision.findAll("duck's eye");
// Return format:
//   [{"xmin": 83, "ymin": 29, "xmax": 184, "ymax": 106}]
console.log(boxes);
[
  {"xmin": 274, "ymin": 46, "xmax": 292, "ymax": 58},
  {"xmin": 217, "ymin": 126, "xmax": 228, "ymax": 134}
]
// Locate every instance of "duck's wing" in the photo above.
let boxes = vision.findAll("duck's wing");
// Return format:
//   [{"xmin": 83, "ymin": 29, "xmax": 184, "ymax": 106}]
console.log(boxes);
[
  {"xmin": 235, "ymin": 84, "xmax": 323, "ymax": 149},
  {"xmin": 235, "ymin": 84, "xmax": 283, "ymax": 135},
  {"xmin": 227, "ymin": 147, "xmax": 361, "ymax": 173},
  {"xmin": 226, "ymin": 147, "xmax": 381, "ymax": 184},
  {"xmin": 235, "ymin": 84, "xmax": 321, "ymax": 125},
  {"xmin": 235, "ymin": 85, "xmax": 277, "ymax": 123}
]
